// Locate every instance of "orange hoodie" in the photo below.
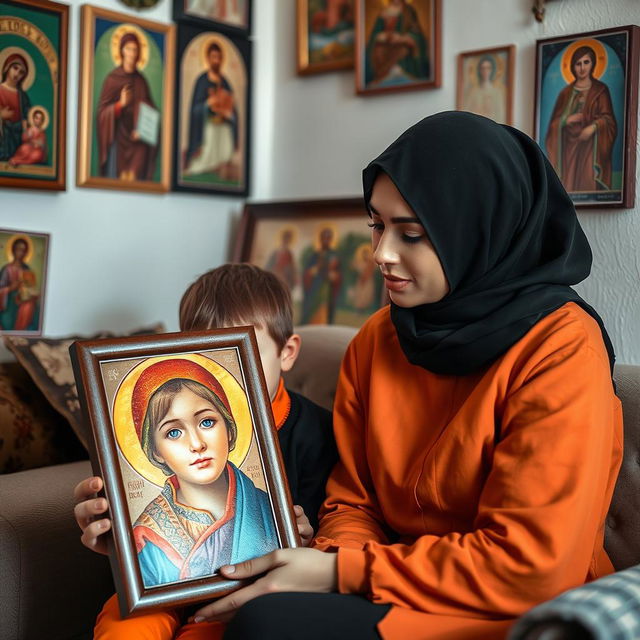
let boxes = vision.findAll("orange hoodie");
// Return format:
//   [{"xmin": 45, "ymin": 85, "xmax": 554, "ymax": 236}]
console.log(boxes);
[{"xmin": 314, "ymin": 302, "xmax": 622, "ymax": 640}]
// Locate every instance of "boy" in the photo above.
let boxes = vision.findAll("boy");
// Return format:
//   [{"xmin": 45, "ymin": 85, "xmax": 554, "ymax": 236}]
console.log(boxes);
[{"xmin": 73, "ymin": 264, "xmax": 337, "ymax": 639}]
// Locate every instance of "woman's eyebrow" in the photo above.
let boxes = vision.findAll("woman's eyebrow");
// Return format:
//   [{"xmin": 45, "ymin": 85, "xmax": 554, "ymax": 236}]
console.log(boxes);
[
  {"xmin": 390, "ymin": 216, "xmax": 420, "ymax": 224},
  {"xmin": 158, "ymin": 418, "xmax": 180, "ymax": 431},
  {"xmin": 194, "ymin": 408, "xmax": 216, "ymax": 417}
]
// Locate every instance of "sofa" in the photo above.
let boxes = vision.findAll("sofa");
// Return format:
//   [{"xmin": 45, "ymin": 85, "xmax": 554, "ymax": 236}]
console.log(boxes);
[{"xmin": 0, "ymin": 324, "xmax": 638, "ymax": 640}]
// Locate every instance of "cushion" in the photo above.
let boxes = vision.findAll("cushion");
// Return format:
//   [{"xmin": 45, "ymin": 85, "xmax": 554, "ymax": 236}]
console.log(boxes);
[
  {"xmin": 0, "ymin": 362, "xmax": 85, "ymax": 473},
  {"xmin": 3, "ymin": 323, "xmax": 165, "ymax": 450},
  {"xmin": 508, "ymin": 564, "xmax": 640, "ymax": 640}
]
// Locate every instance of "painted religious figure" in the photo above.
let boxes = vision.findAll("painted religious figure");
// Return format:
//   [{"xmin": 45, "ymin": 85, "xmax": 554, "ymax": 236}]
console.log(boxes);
[
  {"xmin": 0, "ymin": 0, "xmax": 67, "ymax": 189},
  {"xmin": 175, "ymin": 25, "xmax": 249, "ymax": 195},
  {"xmin": 175, "ymin": 0, "xmax": 250, "ymax": 32},
  {"xmin": 535, "ymin": 29, "xmax": 635, "ymax": 206},
  {"xmin": 457, "ymin": 46, "xmax": 513, "ymax": 125},
  {"xmin": 265, "ymin": 227, "xmax": 298, "ymax": 290},
  {"xmin": 0, "ymin": 229, "xmax": 49, "ymax": 335},
  {"xmin": 111, "ymin": 355, "xmax": 278, "ymax": 588},
  {"xmin": 78, "ymin": 6, "xmax": 174, "ymax": 192},
  {"xmin": 298, "ymin": 0, "xmax": 354, "ymax": 74}
]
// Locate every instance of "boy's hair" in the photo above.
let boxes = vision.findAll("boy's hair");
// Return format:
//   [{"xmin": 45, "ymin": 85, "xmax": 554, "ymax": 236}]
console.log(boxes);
[{"xmin": 179, "ymin": 263, "xmax": 293, "ymax": 351}]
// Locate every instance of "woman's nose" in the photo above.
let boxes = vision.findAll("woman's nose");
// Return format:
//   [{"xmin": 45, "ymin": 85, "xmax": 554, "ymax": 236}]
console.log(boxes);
[{"xmin": 373, "ymin": 232, "xmax": 398, "ymax": 266}]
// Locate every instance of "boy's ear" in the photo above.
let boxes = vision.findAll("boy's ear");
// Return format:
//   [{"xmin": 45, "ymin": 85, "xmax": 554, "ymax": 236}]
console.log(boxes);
[{"xmin": 279, "ymin": 333, "xmax": 301, "ymax": 373}]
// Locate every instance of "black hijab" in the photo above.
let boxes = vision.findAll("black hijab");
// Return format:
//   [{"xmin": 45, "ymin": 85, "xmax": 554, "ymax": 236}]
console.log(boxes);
[{"xmin": 362, "ymin": 111, "xmax": 615, "ymax": 376}]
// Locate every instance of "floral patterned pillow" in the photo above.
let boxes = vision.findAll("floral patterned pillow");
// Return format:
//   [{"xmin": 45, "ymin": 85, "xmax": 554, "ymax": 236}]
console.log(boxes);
[
  {"xmin": 0, "ymin": 362, "xmax": 85, "ymax": 473},
  {"xmin": 3, "ymin": 324, "xmax": 165, "ymax": 450}
]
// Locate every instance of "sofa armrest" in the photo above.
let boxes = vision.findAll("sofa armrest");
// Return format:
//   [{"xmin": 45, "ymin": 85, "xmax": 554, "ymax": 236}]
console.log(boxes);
[{"xmin": 0, "ymin": 460, "xmax": 114, "ymax": 640}]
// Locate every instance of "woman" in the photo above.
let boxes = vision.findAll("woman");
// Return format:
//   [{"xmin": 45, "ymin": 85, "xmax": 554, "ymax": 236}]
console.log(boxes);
[
  {"xmin": 186, "ymin": 112, "xmax": 622, "ymax": 640},
  {"xmin": 0, "ymin": 53, "xmax": 31, "ymax": 161},
  {"xmin": 464, "ymin": 55, "xmax": 507, "ymax": 123},
  {"xmin": 365, "ymin": 0, "xmax": 429, "ymax": 87},
  {"xmin": 545, "ymin": 45, "xmax": 617, "ymax": 192},
  {"xmin": 128, "ymin": 358, "xmax": 277, "ymax": 588}
]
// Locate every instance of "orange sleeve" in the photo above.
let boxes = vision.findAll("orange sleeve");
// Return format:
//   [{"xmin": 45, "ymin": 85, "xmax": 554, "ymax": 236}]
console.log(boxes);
[
  {"xmin": 317, "ymin": 326, "xmax": 621, "ymax": 618},
  {"xmin": 313, "ymin": 338, "xmax": 392, "ymax": 551}
]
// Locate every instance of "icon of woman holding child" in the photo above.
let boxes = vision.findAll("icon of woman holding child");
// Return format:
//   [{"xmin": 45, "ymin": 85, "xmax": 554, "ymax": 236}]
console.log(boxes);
[{"xmin": 113, "ymin": 356, "xmax": 278, "ymax": 589}]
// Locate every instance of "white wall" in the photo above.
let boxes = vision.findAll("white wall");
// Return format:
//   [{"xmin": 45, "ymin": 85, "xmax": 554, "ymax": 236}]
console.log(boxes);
[
  {"xmin": 262, "ymin": 0, "xmax": 640, "ymax": 364},
  {"xmin": 1, "ymin": 0, "xmax": 278, "ymax": 356},
  {"xmin": 2, "ymin": 0, "xmax": 639, "ymax": 364}
]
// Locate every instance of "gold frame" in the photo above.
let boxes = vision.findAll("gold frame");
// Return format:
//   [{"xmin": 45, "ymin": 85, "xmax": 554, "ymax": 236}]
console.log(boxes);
[
  {"xmin": 296, "ymin": 0, "xmax": 354, "ymax": 75},
  {"xmin": 456, "ymin": 44, "xmax": 515, "ymax": 126},
  {"xmin": 77, "ymin": 5, "xmax": 175, "ymax": 193}
]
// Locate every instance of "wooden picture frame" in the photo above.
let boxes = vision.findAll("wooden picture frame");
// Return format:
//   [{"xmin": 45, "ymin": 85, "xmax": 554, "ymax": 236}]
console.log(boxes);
[
  {"xmin": 0, "ymin": 227, "xmax": 50, "ymax": 335},
  {"xmin": 70, "ymin": 328, "xmax": 299, "ymax": 617},
  {"xmin": 534, "ymin": 25, "xmax": 639, "ymax": 208},
  {"xmin": 77, "ymin": 5, "xmax": 175, "ymax": 193},
  {"xmin": 0, "ymin": 0, "xmax": 68, "ymax": 190},
  {"xmin": 456, "ymin": 44, "xmax": 515, "ymax": 125},
  {"xmin": 296, "ymin": 0, "xmax": 355, "ymax": 75},
  {"xmin": 173, "ymin": 22, "xmax": 251, "ymax": 196},
  {"xmin": 172, "ymin": 0, "xmax": 251, "ymax": 35},
  {"xmin": 355, "ymin": 0, "xmax": 441, "ymax": 96},
  {"xmin": 233, "ymin": 198, "xmax": 385, "ymax": 328}
]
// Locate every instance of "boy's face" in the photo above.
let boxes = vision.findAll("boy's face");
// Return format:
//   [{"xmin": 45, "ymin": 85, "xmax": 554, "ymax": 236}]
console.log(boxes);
[{"xmin": 254, "ymin": 326, "xmax": 285, "ymax": 401}]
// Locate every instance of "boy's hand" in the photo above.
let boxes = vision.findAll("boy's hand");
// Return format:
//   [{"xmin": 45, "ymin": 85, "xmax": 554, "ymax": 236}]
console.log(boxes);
[
  {"xmin": 293, "ymin": 505, "xmax": 313, "ymax": 546},
  {"xmin": 73, "ymin": 476, "xmax": 111, "ymax": 555}
]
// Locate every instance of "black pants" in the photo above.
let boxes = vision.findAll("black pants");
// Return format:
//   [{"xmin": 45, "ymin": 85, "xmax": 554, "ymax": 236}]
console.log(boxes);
[{"xmin": 223, "ymin": 592, "xmax": 391, "ymax": 640}]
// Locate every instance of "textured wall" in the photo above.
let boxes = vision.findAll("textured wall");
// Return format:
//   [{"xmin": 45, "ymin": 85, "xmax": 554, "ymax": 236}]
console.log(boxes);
[{"xmin": 263, "ymin": 0, "xmax": 640, "ymax": 364}]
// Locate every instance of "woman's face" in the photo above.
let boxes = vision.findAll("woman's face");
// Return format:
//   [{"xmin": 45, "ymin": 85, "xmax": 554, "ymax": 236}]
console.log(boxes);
[
  {"xmin": 6, "ymin": 62, "xmax": 26, "ymax": 86},
  {"xmin": 152, "ymin": 387, "xmax": 230, "ymax": 487},
  {"xmin": 479, "ymin": 60, "xmax": 493, "ymax": 82},
  {"xmin": 369, "ymin": 172, "xmax": 449, "ymax": 307},
  {"xmin": 121, "ymin": 42, "xmax": 139, "ymax": 68},
  {"xmin": 573, "ymin": 54, "xmax": 593, "ymax": 80}
]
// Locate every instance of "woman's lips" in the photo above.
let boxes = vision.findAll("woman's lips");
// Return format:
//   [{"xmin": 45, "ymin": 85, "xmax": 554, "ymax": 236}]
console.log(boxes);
[
  {"xmin": 383, "ymin": 274, "xmax": 411, "ymax": 292},
  {"xmin": 191, "ymin": 457, "xmax": 212, "ymax": 468}
]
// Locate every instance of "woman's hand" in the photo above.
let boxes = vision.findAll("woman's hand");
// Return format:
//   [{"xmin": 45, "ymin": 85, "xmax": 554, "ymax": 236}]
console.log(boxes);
[
  {"xmin": 293, "ymin": 505, "xmax": 313, "ymax": 546},
  {"xmin": 192, "ymin": 548, "xmax": 337, "ymax": 623},
  {"xmin": 73, "ymin": 476, "xmax": 111, "ymax": 555}
]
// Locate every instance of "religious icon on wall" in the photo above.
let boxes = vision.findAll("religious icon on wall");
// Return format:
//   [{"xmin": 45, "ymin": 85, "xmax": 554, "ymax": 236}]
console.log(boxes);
[
  {"xmin": 535, "ymin": 25, "xmax": 639, "ymax": 208},
  {"xmin": 457, "ymin": 45, "xmax": 514, "ymax": 125},
  {"xmin": 70, "ymin": 329, "xmax": 298, "ymax": 616},
  {"xmin": 296, "ymin": 0, "xmax": 355, "ymax": 75},
  {"xmin": 0, "ymin": 0, "xmax": 68, "ymax": 190},
  {"xmin": 77, "ymin": 5, "xmax": 175, "ymax": 193},
  {"xmin": 173, "ymin": 0, "xmax": 251, "ymax": 35},
  {"xmin": 355, "ymin": 0, "xmax": 441, "ymax": 96},
  {"xmin": 0, "ymin": 228, "xmax": 49, "ymax": 335},
  {"xmin": 173, "ymin": 22, "xmax": 250, "ymax": 196},
  {"xmin": 234, "ymin": 199, "xmax": 385, "ymax": 328}
]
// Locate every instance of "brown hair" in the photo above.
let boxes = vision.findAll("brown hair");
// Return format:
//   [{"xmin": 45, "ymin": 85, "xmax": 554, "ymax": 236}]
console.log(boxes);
[
  {"xmin": 179, "ymin": 263, "xmax": 293, "ymax": 351},
  {"xmin": 144, "ymin": 378, "xmax": 237, "ymax": 476}
]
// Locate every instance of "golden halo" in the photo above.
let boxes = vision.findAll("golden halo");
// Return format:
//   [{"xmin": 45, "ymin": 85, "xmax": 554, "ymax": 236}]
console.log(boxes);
[
  {"xmin": 4, "ymin": 234, "xmax": 34, "ymax": 263},
  {"xmin": 560, "ymin": 38, "xmax": 607, "ymax": 84},
  {"xmin": 0, "ymin": 46, "xmax": 36, "ymax": 91},
  {"xmin": 28, "ymin": 105, "xmax": 49, "ymax": 130},
  {"xmin": 110, "ymin": 25, "xmax": 149, "ymax": 71},
  {"xmin": 313, "ymin": 223, "xmax": 339, "ymax": 250},
  {"xmin": 200, "ymin": 36, "xmax": 227, "ymax": 70},
  {"xmin": 356, "ymin": 242, "xmax": 373, "ymax": 262},
  {"xmin": 113, "ymin": 353, "xmax": 253, "ymax": 487}
]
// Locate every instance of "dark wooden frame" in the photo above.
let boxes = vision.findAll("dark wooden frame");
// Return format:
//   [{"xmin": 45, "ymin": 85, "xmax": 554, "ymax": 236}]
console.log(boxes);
[
  {"xmin": 172, "ymin": 0, "xmax": 251, "ymax": 36},
  {"xmin": 70, "ymin": 328, "xmax": 299, "ymax": 617},
  {"xmin": 534, "ymin": 25, "xmax": 639, "ymax": 209},
  {"xmin": 296, "ymin": 0, "xmax": 354, "ymax": 76},
  {"xmin": 172, "ymin": 22, "xmax": 251, "ymax": 196},
  {"xmin": 76, "ymin": 5, "xmax": 175, "ymax": 193},
  {"xmin": 0, "ymin": 227, "xmax": 50, "ymax": 335},
  {"xmin": 0, "ymin": 0, "xmax": 68, "ymax": 190},
  {"xmin": 355, "ymin": 0, "xmax": 441, "ymax": 96},
  {"xmin": 233, "ymin": 197, "xmax": 387, "ymax": 328},
  {"xmin": 456, "ymin": 44, "xmax": 515, "ymax": 125}
]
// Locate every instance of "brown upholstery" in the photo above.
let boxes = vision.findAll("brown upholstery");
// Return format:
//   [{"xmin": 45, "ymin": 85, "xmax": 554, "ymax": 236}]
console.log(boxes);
[
  {"xmin": 604, "ymin": 364, "xmax": 640, "ymax": 570},
  {"xmin": 0, "ymin": 323, "xmax": 638, "ymax": 640}
]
